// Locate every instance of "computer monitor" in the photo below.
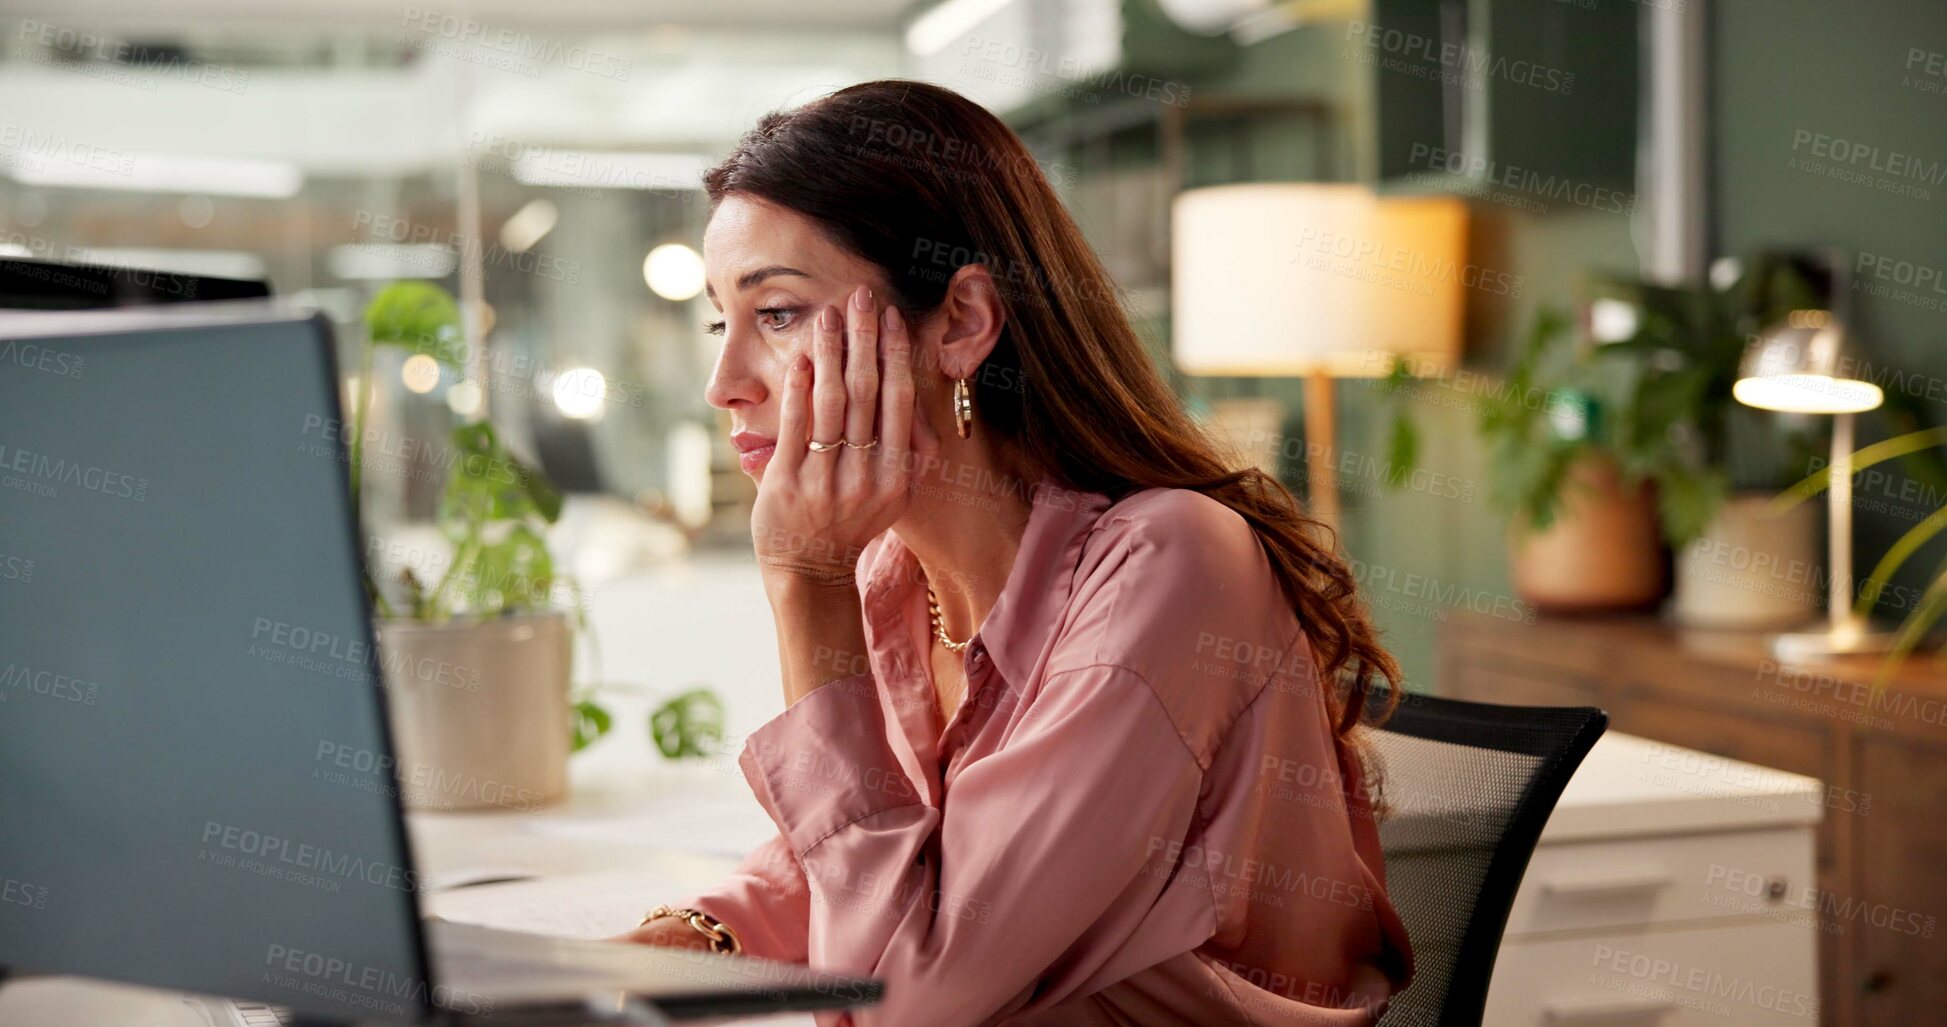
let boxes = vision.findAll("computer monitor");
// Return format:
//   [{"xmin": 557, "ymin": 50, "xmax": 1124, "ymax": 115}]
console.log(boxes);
[
  {"xmin": 0, "ymin": 303, "xmax": 431, "ymax": 1022},
  {"xmin": 0, "ymin": 257, "xmax": 271, "ymax": 311}
]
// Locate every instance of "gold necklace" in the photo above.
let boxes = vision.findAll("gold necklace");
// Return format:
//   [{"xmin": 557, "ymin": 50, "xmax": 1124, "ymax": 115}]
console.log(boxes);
[{"xmin": 926, "ymin": 587, "xmax": 972, "ymax": 653}]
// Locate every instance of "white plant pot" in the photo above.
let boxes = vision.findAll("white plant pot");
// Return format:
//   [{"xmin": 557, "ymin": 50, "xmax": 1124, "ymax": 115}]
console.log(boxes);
[
  {"xmin": 375, "ymin": 611, "xmax": 572, "ymax": 812},
  {"xmin": 1670, "ymin": 494, "xmax": 1821, "ymax": 630}
]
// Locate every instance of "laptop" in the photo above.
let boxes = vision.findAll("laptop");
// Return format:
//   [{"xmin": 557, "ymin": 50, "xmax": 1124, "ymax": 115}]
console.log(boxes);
[{"xmin": 0, "ymin": 302, "xmax": 881, "ymax": 1024}]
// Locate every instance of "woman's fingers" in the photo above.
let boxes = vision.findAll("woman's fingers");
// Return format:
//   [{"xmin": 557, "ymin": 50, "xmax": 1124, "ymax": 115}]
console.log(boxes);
[
  {"xmin": 773, "ymin": 352, "xmax": 813, "ymax": 479},
  {"xmin": 839, "ymin": 286, "xmax": 880, "ymax": 496},
  {"xmin": 877, "ymin": 304, "xmax": 915, "ymax": 493},
  {"xmin": 806, "ymin": 303, "xmax": 847, "ymax": 493},
  {"xmin": 843, "ymin": 285, "xmax": 879, "ymax": 449}
]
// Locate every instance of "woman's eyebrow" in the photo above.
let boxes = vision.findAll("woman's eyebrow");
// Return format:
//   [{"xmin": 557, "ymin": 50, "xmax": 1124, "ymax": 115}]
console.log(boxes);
[
  {"xmin": 740, "ymin": 265, "xmax": 812, "ymax": 289},
  {"xmin": 705, "ymin": 265, "xmax": 813, "ymax": 303}
]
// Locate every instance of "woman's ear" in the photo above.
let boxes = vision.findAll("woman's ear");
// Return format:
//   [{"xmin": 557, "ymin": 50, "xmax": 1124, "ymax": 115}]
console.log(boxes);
[{"xmin": 934, "ymin": 264, "xmax": 1007, "ymax": 380}]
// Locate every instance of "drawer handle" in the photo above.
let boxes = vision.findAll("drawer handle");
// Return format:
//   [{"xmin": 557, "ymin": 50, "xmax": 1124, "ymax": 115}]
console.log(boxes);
[
  {"xmin": 1540, "ymin": 871, "xmax": 1675, "ymax": 899},
  {"xmin": 1544, "ymin": 995, "xmax": 1678, "ymax": 1024}
]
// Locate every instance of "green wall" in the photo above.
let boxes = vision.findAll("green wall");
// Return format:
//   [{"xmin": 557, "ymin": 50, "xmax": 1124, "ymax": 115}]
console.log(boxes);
[
  {"xmin": 1713, "ymin": 0, "xmax": 1947, "ymax": 602},
  {"xmin": 1034, "ymin": 0, "xmax": 1945, "ymax": 692},
  {"xmin": 1150, "ymin": 13, "xmax": 1641, "ymax": 689}
]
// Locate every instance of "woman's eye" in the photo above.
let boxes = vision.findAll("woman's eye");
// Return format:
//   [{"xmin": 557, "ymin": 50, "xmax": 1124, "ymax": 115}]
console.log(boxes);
[{"xmin": 703, "ymin": 308, "xmax": 798, "ymax": 337}]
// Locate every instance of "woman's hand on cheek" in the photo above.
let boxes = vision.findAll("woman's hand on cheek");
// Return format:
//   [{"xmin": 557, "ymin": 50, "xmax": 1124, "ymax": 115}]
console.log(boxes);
[{"xmin": 750, "ymin": 284, "xmax": 939, "ymax": 589}]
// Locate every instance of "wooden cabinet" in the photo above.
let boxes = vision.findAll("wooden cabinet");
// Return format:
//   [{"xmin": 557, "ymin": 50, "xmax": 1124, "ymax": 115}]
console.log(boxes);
[
  {"xmin": 1606, "ymin": 693, "xmax": 1830, "ymax": 783},
  {"xmin": 1440, "ymin": 612, "xmax": 1947, "ymax": 1027},
  {"xmin": 1852, "ymin": 733, "xmax": 1947, "ymax": 1022}
]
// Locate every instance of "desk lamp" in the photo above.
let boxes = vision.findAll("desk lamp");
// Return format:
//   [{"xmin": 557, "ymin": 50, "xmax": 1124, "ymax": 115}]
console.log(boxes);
[{"xmin": 1732, "ymin": 309, "xmax": 1894, "ymax": 659}]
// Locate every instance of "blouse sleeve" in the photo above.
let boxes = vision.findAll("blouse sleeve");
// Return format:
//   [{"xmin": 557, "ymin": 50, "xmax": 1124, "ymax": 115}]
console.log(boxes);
[
  {"xmin": 676, "ymin": 831, "xmax": 812, "ymax": 964},
  {"xmin": 732, "ymin": 660, "xmax": 1207, "ymax": 1026}
]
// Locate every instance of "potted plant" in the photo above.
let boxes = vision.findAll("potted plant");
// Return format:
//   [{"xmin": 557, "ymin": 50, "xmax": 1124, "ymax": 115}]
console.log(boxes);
[
  {"xmin": 1468, "ymin": 308, "xmax": 1669, "ymax": 613},
  {"xmin": 351, "ymin": 282, "xmax": 724, "ymax": 810},
  {"xmin": 1582, "ymin": 255, "xmax": 1829, "ymax": 628},
  {"xmin": 1379, "ymin": 256, "xmax": 1841, "ymax": 619},
  {"xmin": 1375, "ymin": 310, "xmax": 1666, "ymax": 612}
]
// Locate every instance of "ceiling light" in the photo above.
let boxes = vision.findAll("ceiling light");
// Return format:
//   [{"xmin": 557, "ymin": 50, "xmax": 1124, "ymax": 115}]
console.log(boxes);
[
  {"xmin": 643, "ymin": 243, "xmax": 704, "ymax": 301},
  {"xmin": 498, "ymin": 199, "xmax": 558, "ymax": 253},
  {"xmin": 552, "ymin": 367, "xmax": 606, "ymax": 420},
  {"xmin": 907, "ymin": 0, "xmax": 1017, "ymax": 56},
  {"xmin": 511, "ymin": 151, "xmax": 708, "ymax": 192},
  {"xmin": 400, "ymin": 354, "xmax": 442, "ymax": 395},
  {"xmin": 13, "ymin": 153, "xmax": 301, "ymax": 198}
]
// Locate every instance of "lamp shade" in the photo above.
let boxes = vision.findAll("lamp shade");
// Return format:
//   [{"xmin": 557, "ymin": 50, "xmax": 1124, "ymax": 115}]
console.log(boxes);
[
  {"xmin": 1171, "ymin": 183, "xmax": 1466, "ymax": 378},
  {"xmin": 1731, "ymin": 309, "xmax": 1883, "ymax": 414}
]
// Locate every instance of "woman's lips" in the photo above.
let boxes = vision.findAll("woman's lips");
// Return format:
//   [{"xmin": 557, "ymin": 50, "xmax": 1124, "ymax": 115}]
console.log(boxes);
[
  {"xmin": 731, "ymin": 431, "xmax": 776, "ymax": 474},
  {"xmin": 738, "ymin": 443, "xmax": 776, "ymax": 474}
]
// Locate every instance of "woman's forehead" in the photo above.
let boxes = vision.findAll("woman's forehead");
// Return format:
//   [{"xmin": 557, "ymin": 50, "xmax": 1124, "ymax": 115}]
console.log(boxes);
[
  {"xmin": 706, "ymin": 197, "xmax": 824, "ymax": 265},
  {"xmin": 703, "ymin": 196, "xmax": 878, "ymax": 294}
]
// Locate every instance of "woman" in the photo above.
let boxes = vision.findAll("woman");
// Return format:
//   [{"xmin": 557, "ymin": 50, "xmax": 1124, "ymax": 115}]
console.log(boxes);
[{"xmin": 621, "ymin": 79, "xmax": 1412, "ymax": 1026}]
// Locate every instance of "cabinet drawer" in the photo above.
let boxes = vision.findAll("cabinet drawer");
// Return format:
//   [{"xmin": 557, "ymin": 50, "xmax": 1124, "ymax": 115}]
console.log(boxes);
[
  {"xmin": 1507, "ymin": 828, "xmax": 1817, "ymax": 938},
  {"xmin": 1486, "ymin": 921, "xmax": 1822, "ymax": 1026}
]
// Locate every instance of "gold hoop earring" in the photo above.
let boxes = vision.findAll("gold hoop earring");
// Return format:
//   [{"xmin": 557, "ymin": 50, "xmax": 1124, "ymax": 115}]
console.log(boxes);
[{"xmin": 953, "ymin": 377, "xmax": 974, "ymax": 439}]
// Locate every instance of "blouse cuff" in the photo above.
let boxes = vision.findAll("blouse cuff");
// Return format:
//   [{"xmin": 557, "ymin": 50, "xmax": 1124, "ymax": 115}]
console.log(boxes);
[
  {"xmin": 677, "ymin": 835, "xmax": 808, "ymax": 964},
  {"xmin": 738, "ymin": 672, "xmax": 925, "ymax": 857},
  {"xmin": 685, "ymin": 883, "xmax": 798, "ymax": 963}
]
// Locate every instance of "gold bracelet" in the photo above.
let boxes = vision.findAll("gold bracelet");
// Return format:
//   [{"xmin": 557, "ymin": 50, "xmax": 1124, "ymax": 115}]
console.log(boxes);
[{"xmin": 639, "ymin": 905, "xmax": 742, "ymax": 955}]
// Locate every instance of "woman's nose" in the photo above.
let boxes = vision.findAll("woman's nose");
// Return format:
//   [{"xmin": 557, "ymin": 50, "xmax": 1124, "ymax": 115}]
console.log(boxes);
[{"xmin": 704, "ymin": 336, "xmax": 764, "ymax": 411}]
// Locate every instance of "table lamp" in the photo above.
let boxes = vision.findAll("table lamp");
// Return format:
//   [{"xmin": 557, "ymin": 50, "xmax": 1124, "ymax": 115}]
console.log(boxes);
[
  {"xmin": 1731, "ymin": 309, "xmax": 1894, "ymax": 659},
  {"xmin": 1172, "ymin": 183, "xmax": 1466, "ymax": 529}
]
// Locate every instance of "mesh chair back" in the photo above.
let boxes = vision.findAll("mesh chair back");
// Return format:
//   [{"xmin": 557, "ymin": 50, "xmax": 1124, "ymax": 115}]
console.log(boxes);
[{"xmin": 1368, "ymin": 690, "xmax": 1606, "ymax": 1027}]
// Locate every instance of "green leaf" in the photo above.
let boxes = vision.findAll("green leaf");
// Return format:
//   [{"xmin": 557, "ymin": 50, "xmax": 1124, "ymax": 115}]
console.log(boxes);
[
  {"xmin": 1655, "ymin": 465, "xmax": 1729, "ymax": 549},
  {"xmin": 464, "ymin": 524, "xmax": 554, "ymax": 613},
  {"xmin": 571, "ymin": 699, "xmax": 613, "ymax": 753},
  {"xmin": 1375, "ymin": 356, "xmax": 1415, "ymax": 396},
  {"xmin": 1382, "ymin": 409, "xmax": 1420, "ymax": 488},
  {"xmin": 428, "ymin": 420, "xmax": 568, "ymax": 617},
  {"xmin": 364, "ymin": 281, "xmax": 467, "ymax": 367},
  {"xmin": 1856, "ymin": 504, "xmax": 1947, "ymax": 615},
  {"xmin": 445, "ymin": 421, "xmax": 563, "ymax": 525},
  {"xmin": 1877, "ymin": 556, "xmax": 1947, "ymax": 691},
  {"xmin": 650, "ymin": 688, "xmax": 727, "ymax": 760},
  {"xmin": 1771, "ymin": 426, "xmax": 1947, "ymax": 514}
]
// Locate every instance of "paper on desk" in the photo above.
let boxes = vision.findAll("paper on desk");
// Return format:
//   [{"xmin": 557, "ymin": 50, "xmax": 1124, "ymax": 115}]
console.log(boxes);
[
  {"xmin": 518, "ymin": 790, "xmax": 780, "ymax": 860},
  {"xmin": 425, "ymin": 868, "xmax": 818, "ymax": 1027},
  {"xmin": 427, "ymin": 866, "xmax": 736, "ymax": 939}
]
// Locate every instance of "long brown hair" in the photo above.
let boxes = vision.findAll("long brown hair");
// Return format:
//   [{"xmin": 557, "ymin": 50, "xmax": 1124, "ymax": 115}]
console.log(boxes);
[{"xmin": 704, "ymin": 80, "xmax": 1400, "ymax": 739}]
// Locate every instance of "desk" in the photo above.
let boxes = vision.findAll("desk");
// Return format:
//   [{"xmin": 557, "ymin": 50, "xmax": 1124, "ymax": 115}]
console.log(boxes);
[
  {"xmin": 0, "ymin": 564, "xmax": 1834, "ymax": 1025},
  {"xmin": 1484, "ymin": 732, "xmax": 1822, "ymax": 1025},
  {"xmin": 1442, "ymin": 611, "xmax": 1946, "ymax": 1025}
]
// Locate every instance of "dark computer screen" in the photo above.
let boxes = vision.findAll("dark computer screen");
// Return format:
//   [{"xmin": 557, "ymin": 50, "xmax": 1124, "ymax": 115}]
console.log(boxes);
[
  {"xmin": 0, "ymin": 306, "xmax": 430, "ymax": 1022},
  {"xmin": 0, "ymin": 258, "xmax": 270, "ymax": 311}
]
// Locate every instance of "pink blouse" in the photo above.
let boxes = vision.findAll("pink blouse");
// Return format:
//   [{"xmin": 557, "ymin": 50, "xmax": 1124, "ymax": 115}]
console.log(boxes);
[{"xmin": 679, "ymin": 482, "xmax": 1412, "ymax": 1025}]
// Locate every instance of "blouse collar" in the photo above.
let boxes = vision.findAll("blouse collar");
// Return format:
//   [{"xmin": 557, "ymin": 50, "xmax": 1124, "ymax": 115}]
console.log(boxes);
[{"xmin": 860, "ymin": 479, "xmax": 1114, "ymax": 690}]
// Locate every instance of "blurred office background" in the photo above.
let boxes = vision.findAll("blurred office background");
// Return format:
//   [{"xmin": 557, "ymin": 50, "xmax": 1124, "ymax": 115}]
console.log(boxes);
[
  {"xmin": 3, "ymin": 0, "xmax": 1941, "ymax": 670},
  {"xmin": 2, "ymin": 2, "xmax": 1943, "ymax": 1019}
]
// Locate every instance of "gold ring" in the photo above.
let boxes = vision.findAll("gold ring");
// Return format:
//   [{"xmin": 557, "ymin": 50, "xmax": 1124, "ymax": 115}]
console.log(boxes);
[
  {"xmin": 807, "ymin": 438, "xmax": 844, "ymax": 452},
  {"xmin": 844, "ymin": 437, "xmax": 879, "ymax": 450}
]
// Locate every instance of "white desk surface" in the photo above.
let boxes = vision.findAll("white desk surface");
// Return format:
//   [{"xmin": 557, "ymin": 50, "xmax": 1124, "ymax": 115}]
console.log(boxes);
[{"xmin": 1542, "ymin": 731, "xmax": 1823, "ymax": 843}]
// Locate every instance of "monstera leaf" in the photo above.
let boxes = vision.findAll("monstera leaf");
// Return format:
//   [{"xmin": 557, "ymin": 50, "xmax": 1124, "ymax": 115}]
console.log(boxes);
[{"xmin": 365, "ymin": 280, "xmax": 468, "ymax": 368}]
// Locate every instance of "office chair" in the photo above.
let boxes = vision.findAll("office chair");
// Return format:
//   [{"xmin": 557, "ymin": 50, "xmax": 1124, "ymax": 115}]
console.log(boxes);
[{"xmin": 1366, "ymin": 690, "xmax": 1607, "ymax": 1027}]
